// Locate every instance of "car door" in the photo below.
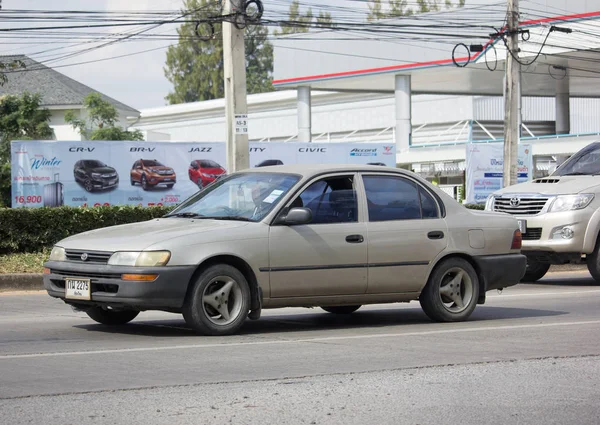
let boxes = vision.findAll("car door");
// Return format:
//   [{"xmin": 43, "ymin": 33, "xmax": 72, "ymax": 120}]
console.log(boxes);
[
  {"xmin": 361, "ymin": 173, "xmax": 448, "ymax": 294},
  {"xmin": 268, "ymin": 173, "xmax": 368, "ymax": 298}
]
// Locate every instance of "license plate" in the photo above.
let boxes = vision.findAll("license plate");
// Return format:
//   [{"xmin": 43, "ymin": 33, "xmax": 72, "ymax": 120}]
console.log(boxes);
[
  {"xmin": 65, "ymin": 278, "xmax": 91, "ymax": 300},
  {"xmin": 518, "ymin": 219, "xmax": 527, "ymax": 234}
]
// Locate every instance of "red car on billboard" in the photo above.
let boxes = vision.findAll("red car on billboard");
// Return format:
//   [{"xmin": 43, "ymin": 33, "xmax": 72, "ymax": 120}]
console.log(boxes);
[{"xmin": 189, "ymin": 159, "xmax": 227, "ymax": 187}]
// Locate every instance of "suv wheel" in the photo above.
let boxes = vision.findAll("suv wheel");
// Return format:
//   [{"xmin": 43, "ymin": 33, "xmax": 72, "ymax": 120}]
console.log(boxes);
[
  {"xmin": 183, "ymin": 264, "xmax": 250, "ymax": 336},
  {"xmin": 86, "ymin": 307, "xmax": 139, "ymax": 325},
  {"xmin": 130, "ymin": 177, "xmax": 135, "ymax": 186},
  {"xmin": 141, "ymin": 175, "xmax": 149, "ymax": 190},
  {"xmin": 419, "ymin": 257, "xmax": 479, "ymax": 322},
  {"xmin": 84, "ymin": 178, "xmax": 93, "ymax": 192},
  {"xmin": 321, "ymin": 305, "xmax": 361, "ymax": 314},
  {"xmin": 587, "ymin": 238, "xmax": 600, "ymax": 283},
  {"xmin": 521, "ymin": 259, "xmax": 550, "ymax": 282}
]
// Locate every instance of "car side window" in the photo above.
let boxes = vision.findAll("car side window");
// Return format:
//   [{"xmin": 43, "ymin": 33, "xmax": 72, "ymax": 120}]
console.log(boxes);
[
  {"xmin": 363, "ymin": 175, "xmax": 439, "ymax": 221},
  {"xmin": 291, "ymin": 176, "xmax": 358, "ymax": 224}
]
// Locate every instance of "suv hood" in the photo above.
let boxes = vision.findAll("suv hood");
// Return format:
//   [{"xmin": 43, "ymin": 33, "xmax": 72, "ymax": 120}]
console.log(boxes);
[
  {"xmin": 91, "ymin": 166, "xmax": 116, "ymax": 174},
  {"xmin": 494, "ymin": 176, "xmax": 600, "ymax": 196},
  {"xmin": 58, "ymin": 218, "xmax": 250, "ymax": 251},
  {"xmin": 148, "ymin": 166, "xmax": 173, "ymax": 172}
]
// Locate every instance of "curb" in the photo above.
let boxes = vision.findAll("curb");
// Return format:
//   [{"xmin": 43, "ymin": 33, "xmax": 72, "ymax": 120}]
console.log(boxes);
[{"xmin": 0, "ymin": 274, "xmax": 44, "ymax": 292}]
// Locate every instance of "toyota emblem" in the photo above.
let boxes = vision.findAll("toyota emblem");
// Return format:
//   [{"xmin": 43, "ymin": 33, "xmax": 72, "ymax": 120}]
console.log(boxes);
[
  {"xmin": 509, "ymin": 197, "xmax": 520, "ymax": 207},
  {"xmin": 80, "ymin": 253, "xmax": 89, "ymax": 261}
]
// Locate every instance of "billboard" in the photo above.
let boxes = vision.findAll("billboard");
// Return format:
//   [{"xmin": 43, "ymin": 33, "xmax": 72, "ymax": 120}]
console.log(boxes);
[
  {"xmin": 465, "ymin": 142, "xmax": 533, "ymax": 204},
  {"xmin": 11, "ymin": 141, "xmax": 396, "ymax": 208}
]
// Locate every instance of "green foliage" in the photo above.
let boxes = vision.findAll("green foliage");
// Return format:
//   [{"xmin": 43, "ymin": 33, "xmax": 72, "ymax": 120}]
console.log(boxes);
[
  {"xmin": 65, "ymin": 92, "xmax": 143, "ymax": 141},
  {"xmin": 464, "ymin": 203, "xmax": 485, "ymax": 210},
  {"xmin": 164, "ymin": 0, "xmax": 275, "ymax": 104},
  {"xmin": 0, "ymin": 59, "xmax": 26, "ymax": 87},
  {"xmin": 368, "ymin": 0, "xmax": 464, "ymax": 20},
  {"xmin": 275, "ymin": 0, "xmax": 333, "ymax": 34},
  {"xmin": 0, "ymin": 205, "xmax": 174, "ymax": 254},
  {"xmin": 0, "ymin": 92, "xmax": 54, "ymax": 207}
]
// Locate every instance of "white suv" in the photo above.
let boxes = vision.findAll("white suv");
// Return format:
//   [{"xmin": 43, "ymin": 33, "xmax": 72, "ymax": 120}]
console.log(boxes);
[{"xmin": 486, "ymin": 142, "xmax": 600, "ymax": 283}]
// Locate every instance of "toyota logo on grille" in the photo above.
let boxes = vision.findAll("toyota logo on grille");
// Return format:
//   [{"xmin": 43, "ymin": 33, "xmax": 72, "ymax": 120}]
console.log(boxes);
[
  {"xmin": 80, "ymin": 253, "xmax": 89, "ymax": 261},
  {"xmin": 509, "ymin": 197, "xmax": 521, "ymax": 207}
]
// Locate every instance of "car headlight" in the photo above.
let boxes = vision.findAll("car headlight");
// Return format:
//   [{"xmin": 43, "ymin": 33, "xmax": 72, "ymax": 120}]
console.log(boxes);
[
  {"xmin": 49, "ymin": 246, "xmax": 66, "ymax": 261},
  {"xmin": 485, "ymin": 195, "xmax": 495, "ymax": 211},
  {"xmin": 108, "ymin": 251, "xmax": 171, "ymax": 267},
  {"xmin": 549, "ymin": 194, "xmax": 594, "ymax": 213}
]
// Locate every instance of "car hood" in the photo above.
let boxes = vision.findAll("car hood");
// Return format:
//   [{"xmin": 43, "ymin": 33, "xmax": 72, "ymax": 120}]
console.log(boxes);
[
  {"xmin": 148, "ymin": 166, "xmax": 173, "ymax": 172},
  {"xmin": 91, "ymin": 167, "xmax": 116, "ymax": 174},
  {"xmin": 201, "ymin": 167, "xmax": 226, "ymax": 175},
  {"xmin": 494, "ymin": 176, "xmax": 600, "ymax": 196},
  {"xmin": 58, "ymin": 218, "xmax": 250, "ymax": 251}
]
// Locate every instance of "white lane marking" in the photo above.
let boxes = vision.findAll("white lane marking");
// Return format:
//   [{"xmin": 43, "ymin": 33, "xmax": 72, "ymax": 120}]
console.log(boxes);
[
  {"xmin": 487, "ymin": 289, "xmax": 600, "ymax": 299},
  {"xmin": 1, "ymin": 320, "xmax": 600, "ymax": 360}
]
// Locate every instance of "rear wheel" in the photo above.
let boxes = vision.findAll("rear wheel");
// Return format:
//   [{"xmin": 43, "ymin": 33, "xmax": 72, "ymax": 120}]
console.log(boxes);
[
  {"xmin": 86, "ymin": 307, "xmax": 139, "ymax": 325},
  {"xmin": 183, "ymin": 264, "xmax": 250, "ymax": 336},
  {"xmin": 419, "ymin": 257, "xmax": 479, "ymax": 322},
  {"xmin": 321, "ymin": 305, "xmax": 361, "ymax": 314},
  {"xmin": 521, "ymin": 259, "xmax": 550, "ymax": 282}
]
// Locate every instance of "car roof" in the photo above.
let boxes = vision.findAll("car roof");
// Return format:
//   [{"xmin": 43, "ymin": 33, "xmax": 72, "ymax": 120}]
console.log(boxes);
[{"xmin": 243, "ymin": 163, "xmax": 404, "ymax": 177}]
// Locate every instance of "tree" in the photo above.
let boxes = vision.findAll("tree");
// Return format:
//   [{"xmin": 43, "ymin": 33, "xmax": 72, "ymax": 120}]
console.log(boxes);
[
  {"xmin": 0, "ymin": 93, "xmax": 54, "ymax": 207},
  {"xmin": 368, "ymin": 0, "xmax": 464, "ymax": 20},
  {"xmin": 0, "ymin": 59, "xmax": 26, "ymax": 87},
  {"xmin": 164, "ymin": 0, "xmax": 274, "ymax": 104},
  {"xmin": 65, "ymin": 93, "xmax": 143, "ymax": 141},
  {"xmin": 274, "ymin": 0, "xmax": 333, "ymax": 35}
]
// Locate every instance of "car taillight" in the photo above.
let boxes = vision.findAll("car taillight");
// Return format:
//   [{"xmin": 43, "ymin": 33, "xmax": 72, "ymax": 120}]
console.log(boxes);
[{"xmin": 511, "ymin": 229, "xmax": 522, "ymax": 250}]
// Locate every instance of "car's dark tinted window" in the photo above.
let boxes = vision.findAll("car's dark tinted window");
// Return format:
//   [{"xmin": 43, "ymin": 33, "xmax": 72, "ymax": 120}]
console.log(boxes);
[
  {"xmin": 363, "ymin": 175, "xmax": 438, "ymax": 221},
  {"xmin": 200, "ymin": 160, "xmax": 221, "ymax": 168},
  {"xmin": 292, "ymin": 176, "xmax": 357, "ymax": 224},
  {"xmin": 144, "ymin": 160, "xmax": 163, "ymax": 167}
]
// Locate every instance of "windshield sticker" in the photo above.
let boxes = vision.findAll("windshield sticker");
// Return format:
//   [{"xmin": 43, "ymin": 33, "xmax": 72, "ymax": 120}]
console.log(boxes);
[{"xmin": 263, "ymin": 189, "xmax": 284, "ymax": 204}]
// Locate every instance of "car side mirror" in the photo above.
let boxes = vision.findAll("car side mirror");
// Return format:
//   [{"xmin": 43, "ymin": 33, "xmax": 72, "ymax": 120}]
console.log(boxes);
[{"xmin": 282, "ymin": 207, "xmax": 312, "ymax": 225}]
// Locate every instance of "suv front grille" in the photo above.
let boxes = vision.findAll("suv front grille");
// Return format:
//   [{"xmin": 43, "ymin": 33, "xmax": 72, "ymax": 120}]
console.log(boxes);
[
  {"xmin": 65, "ymin": 249, "xmax": 113, "ymax": 264},
  {"xmin": 493, "ymin": 197, "xmax": 549, "ymax": 215},
  {"xmin": 522, "ymin": 228, "xmax": 542, "ymax": 240}
]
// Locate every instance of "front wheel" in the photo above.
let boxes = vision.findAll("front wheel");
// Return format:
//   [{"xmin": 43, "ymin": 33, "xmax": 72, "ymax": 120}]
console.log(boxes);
[
  {"xmin": 587, "ymin": 240, "xmax": 600, "ymax": 283},
  {"xmin": 141, "ymin": 175, "xmax": 149, "ymax": 190},
  {"xmin": 521, "ymin": 259, "xmax": 550, "ymax": 282},
  {"xmin": 183, "ymin": 264, "xmax": 251, "ymax": 336},
  {"xmin": 167, "ymin": 184, "xmax": 174, "ymax": 189},
  {"xmin": 321, "ymin": 305, "xmax": 361, "ymax": 314},
  {"xmin": 419, "ymin": 257, "xmax": 480, "ymax": 322},
  {"xmin": 86, "ymin": 307, "xmax": 139, "ymax": 325}
]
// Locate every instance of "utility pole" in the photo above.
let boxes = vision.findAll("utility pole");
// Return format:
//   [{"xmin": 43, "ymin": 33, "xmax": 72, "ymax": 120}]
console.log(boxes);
[
  {"xmin": 503, "ymin": 0, "xmax": 520, "ymax": 187},
  {"xmin": 223, "ymin": 0, "xmax": 249, "ymax": 172}
]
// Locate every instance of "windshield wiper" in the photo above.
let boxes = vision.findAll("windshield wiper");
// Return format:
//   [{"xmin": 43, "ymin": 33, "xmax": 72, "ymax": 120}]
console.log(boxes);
[
  {"xmin": 201, "ymin": 216, "xmax": 254, "ymax": 222},
  {"xmin": 164, "ymin": 212, "xmax": 205, "ymax": 218}
]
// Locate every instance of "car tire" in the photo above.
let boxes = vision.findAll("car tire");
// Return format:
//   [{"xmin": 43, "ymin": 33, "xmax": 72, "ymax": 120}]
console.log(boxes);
[
  {"xmin": 167, "ymin": 184, "xmax": 174, "ymax": 189},
  {"xmin": 141, "ymin": 175, "xmax": 149, "ymax": 190},
  {"xmin": 84, "ymin": 178, "xmax": 93, "ymax": 192},
  {"xmin": 321, "ymin": 305, "xmax": 361, "ymax": 314},
  {"xmin": 419, "ymin": 257, "xmax": 480, "ymax": 322},
  {"xmin": 130, "ymin": 177, "xmax": 135, "ymax": 186},
  {"xmin": 586, "ymin": 238, "xmax": 600, "ymax": 283},
  {"xmin": 183, "ymin": 264, "xmax": 251, "ymax": 336},
  {"xmin": 521, "ymin": 259, "xmax": 551, "ymax": 282},
  {"xmin": 86, "ymin": 307, "xmax": 139, "ymax": 325}
]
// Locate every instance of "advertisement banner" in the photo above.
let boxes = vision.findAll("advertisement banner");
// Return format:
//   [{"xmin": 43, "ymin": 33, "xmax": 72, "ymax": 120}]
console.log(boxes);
[
  {"xmin": 11, "ymin": 141, "xmax": 396, "ymax": 208},
  {"xmin": 465, "ymin": 142, "xmax": 533, "ymax": 204}
]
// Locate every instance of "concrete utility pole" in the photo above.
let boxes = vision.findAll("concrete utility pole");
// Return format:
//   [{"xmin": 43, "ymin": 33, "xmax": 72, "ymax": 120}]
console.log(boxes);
[
  {"xmin": 503, "ymin": 0, "xmax": 520, "ymax": 187},
  {"xmin": 223, "ymin": 0, "xmax": 249, "ymax": 172}
]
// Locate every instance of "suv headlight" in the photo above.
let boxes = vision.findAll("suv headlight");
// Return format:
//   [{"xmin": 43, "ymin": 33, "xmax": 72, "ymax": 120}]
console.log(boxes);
[
  {"xmin": 485, "ymin": 195, "xmax": 495, "ymax": 211},
  {"xmin": 549, "ymin": 194, "xmax": 594, "ymax": 213},
  {"xmin": 49, "ymin": 246, "xmax": 66, "ymax": 261},
  {"xmin": 108, "ymin": 251, "xmax": 171, "ymax": 267}
]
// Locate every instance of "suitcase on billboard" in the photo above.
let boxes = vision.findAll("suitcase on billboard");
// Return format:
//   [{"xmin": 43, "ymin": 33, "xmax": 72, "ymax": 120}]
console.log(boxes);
[{"xmin": 43, "ymin": 173, "xmax": 64, "ymax": 207}]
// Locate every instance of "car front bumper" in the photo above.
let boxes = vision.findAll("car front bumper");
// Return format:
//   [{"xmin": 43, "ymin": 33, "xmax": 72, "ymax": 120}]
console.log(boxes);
[
  {"xmin": 91, "ymin": 177, "xmax": 119, "ymax": 190},
  {"xmin": 473, "ymin": 253, "xmax": 527, "ymax": 291},
  {"xmin": 44, "ymin": 261, "xmax": 196, "ymax": 311}
]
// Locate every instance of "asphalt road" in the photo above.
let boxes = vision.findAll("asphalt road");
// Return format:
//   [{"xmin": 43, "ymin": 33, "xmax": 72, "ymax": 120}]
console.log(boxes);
[{"xmin": 1, "ymin": 270, "xmax": 600, "ymax": 425}]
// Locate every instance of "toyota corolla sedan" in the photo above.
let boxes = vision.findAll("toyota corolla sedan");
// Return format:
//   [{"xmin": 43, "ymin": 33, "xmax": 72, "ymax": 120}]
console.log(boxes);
[{"xmin": 44, "ymin": 165, "xmax": 526, "ymax": 336}]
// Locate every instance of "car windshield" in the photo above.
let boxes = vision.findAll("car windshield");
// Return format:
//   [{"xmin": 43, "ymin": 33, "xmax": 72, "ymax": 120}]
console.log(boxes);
[
  {"xmin": 144, "ymin": 160, "xmax": 163, "ymax": 167},
  {"xmin": 167, "ymin": 172, "xmax": 300, "ymax": 222},
  {"xmin": 199, "ymin": 160, "xmax": 221, "ymax": 168},
  {"xmin": 553, "ymin": 143, "xmax": 600, "ymax": 176},
  {"xmin": 84, "ymin": 160, "xmax": 106, "ymax": 168}
]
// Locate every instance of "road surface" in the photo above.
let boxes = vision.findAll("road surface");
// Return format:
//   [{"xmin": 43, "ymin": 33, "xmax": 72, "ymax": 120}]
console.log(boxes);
[{"xmin": 1, "ymin": 270, "xmax": 599, "ymax": 424}]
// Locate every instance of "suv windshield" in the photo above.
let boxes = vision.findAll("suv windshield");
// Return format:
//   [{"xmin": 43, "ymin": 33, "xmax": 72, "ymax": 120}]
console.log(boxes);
[
  {"xmin": 167, "ymin": 172, "xmax": 300, "ymax": 222},
  {"xmin": 199, "ymin": 160, "xmax": 221, "ymax": 168},
  {"xmin": 553, "ymin": 143, "xmax": 600, "ymax": 176},
  {"xmin": 84, "ymin": 160, "xmax": 107, "ymax": 168},
  {"xmin": 144, "ymin": 160, "xmax": 163, "ymax": 167}
]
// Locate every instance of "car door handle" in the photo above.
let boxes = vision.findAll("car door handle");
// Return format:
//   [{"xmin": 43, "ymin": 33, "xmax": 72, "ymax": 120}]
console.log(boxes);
[
  {"xmin": 428, "ymin": 231, "xmax": 444, "ymax": 240},
  {"xmin": 345, "ymin": 234, "xmax": 364, "ymax": 243}
]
